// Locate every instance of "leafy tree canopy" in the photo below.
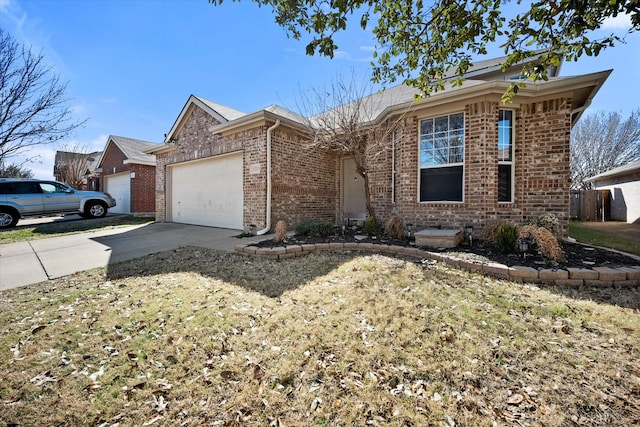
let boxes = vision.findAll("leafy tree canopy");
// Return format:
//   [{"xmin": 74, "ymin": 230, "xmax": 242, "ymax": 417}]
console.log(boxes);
[{"xmin": 210, "ymin": 0, "xmax": 639, "ymax": 101}]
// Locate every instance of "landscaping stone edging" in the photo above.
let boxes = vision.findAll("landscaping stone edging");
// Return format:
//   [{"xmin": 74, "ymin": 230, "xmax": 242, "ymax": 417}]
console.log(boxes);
[{"xmin": 234, "ymin": 242, "xmax": 640, "ymax": 287}]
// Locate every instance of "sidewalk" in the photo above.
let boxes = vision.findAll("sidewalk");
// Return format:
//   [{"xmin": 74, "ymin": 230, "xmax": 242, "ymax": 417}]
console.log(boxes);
[{"xmin": 0, "ymin": 222, "xmax": 242, "ymax": 291}]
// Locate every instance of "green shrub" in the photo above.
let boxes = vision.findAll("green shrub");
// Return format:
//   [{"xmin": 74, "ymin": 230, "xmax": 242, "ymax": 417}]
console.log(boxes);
[
  {"xmin": 363, "ymin": 216, "xmax": 377, "ymax": 235},
  {"xmin": 295, "ymin": 220, "xmax": 335, "ymax": 237},
  {"xmin": 528, "ymin": 214, "xmax": 560, "ymax": 235},
  {"xmin": 495, "ymin": 223, "xmax": 518, "ymax": 254}
]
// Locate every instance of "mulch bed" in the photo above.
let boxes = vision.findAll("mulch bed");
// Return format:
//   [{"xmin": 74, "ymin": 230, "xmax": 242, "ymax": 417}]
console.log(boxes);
[{"xmin": 248, "ymin": 230, "xmax": 639, "ymax": 270}]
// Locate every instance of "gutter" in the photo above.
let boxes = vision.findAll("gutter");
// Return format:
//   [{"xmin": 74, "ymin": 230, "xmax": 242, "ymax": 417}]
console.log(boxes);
[{"xmin": 256, "ymin": 119, "xmax": 281, "ymax": 235}]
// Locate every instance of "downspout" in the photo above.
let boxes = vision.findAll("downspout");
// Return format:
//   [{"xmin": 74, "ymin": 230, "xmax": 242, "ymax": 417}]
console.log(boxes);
[{"xmin": 256, "ymin": 119, "xmax": 281, "ymax": 235}]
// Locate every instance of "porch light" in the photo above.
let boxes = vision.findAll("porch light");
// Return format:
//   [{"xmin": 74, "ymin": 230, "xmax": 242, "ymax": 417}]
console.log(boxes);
[
  {"xmin": 518, "ymin": 238, "xmax": 530, "ymax": 258},
  {"xmin": 405, "ymin": 223, "xmax": 413, "ymax": 239},
  {"xmin": 464, "ymin": 225, "xmax": 473, "ymax": 246}
]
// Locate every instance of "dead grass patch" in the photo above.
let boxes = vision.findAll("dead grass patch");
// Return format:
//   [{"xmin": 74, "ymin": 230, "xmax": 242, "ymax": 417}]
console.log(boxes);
[{"xmin": 1, "ymin": 248, "xmax": 639, "ymax": 426}]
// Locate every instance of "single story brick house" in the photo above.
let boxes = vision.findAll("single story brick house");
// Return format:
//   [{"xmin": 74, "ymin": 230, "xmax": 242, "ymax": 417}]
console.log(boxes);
[
  {"xmin": 586, "ymin": 160, "xmax": 640, "ymax": 224},
  {"xmin": 53, "ymin": 150, "xmax": 102, "ymax": 190},
  {"xmin": 96, "ymin": 135, "xmax": 159, "ymax": 215},
  {"xmin": 148, "ymin": 56, "xmax": 610, "ymax": 237}
]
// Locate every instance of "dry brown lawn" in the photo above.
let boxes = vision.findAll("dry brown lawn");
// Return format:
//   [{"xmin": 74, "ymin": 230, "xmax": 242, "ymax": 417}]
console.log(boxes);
[{"xmin": 1, "ymin": 247, "xmax": 639, "ymax": 426}]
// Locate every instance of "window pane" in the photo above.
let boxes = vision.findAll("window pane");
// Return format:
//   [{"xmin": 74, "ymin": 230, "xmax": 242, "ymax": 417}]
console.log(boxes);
[
  {"xmin": 420, "ymin": 119, "xmax": 433, "ymax": 135},
  {"xmin": 449, "ymin": 113, "xmax": 464, "ymax": 130},
  {"xmin": 449, "ymin": 146, "xmax": 463, "ymax": 163},
  {"xmin": 498, "ymin": 110, "xmax": 513, "ymax": 162},
  {"xmin": 434, "ymin": 116, "xmax": 449, "ymax": 133},
  {"xmin": 420, "ymin": 166, "xmax": 463, "ymax": 202},
  {"xmin": 432, "ymin": 148, "xmax": 447, "ymax": 165},
  {"xmin": 420, "ymin": 149, "xmax": 434, "ymax": 167},
  {"xmin": 498, "ymin": 164, "xmax": 512, "ymax": 202},
  {"xmin": 419, "ymin": 113, "xmax": 465, "ymax": 167}
]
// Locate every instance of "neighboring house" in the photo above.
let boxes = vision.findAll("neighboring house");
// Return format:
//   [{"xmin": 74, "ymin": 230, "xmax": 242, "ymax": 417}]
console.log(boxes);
[
  {"xmin": 586, "ymin": 160, "xmax": 640, "ymax": 224},
  {"xmin": 148, "ymin": 55, "xmax": 610, "ymax": 237},
  {"xmin": 96, "ymin": 135, "xmax": 159, "ymax": 215},
  {"xmin": 53, "ymin": 151, "xmax": 102, "ymax": 190}
]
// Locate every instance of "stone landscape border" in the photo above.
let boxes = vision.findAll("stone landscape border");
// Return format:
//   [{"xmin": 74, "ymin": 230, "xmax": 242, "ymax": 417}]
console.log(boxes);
[{"xmin": 235, "ymin": 241, "xmax": 640, "ymax": 287}]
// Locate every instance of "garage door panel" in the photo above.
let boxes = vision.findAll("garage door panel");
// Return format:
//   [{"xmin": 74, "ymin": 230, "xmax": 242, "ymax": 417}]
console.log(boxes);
[
  {"xmin": 105, "ymin": 173, "xmax": 130, "ymax": 214},
  {"xmin": 169, "ymin": 153, "xmax": 243, "ymax": 229}
]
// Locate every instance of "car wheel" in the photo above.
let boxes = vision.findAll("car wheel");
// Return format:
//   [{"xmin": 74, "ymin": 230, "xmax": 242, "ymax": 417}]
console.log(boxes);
[
  {"xmin": 0, "ymin": 208, "xmax": 19, "ymax": 228},
  {"xmin": 85, "ymin": 201, "xmax": 108, "ymax": 218}
]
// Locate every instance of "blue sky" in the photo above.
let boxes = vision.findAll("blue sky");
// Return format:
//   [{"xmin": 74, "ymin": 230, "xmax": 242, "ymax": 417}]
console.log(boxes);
[{"xmin": 2, "ymin": 0, "xmax": 639, "ymax": 179}]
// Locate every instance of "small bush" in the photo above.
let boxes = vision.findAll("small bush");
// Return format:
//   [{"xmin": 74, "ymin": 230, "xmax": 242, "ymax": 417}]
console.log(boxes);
[
  {"xmin": 275, "ymin": 220, "xmax": 288, "ymax": 242},
  {"xmin": 483, "ymin": 220, "xmax": 506, "ymax": 245},
  {"xmin": 295, "ymin": 220, "xmax": 335, "ymax": 238},
  {"xmin": 363, "ymin": 216, "xmax": 377, "ymax": 235},
  {"xmin": 384, "ymin": 216, "xmax": 405, "ymax": 240},
  {"xmin": 495, "ymin": 223, "xmax": 519, "ymax": 254},
  {"xmin": 519, "ymin": 225, "xmax": 565, "ymax": 262},
  {"xmin": 528, "ymin": 214, "xmax": 560, "ymax": 236}
]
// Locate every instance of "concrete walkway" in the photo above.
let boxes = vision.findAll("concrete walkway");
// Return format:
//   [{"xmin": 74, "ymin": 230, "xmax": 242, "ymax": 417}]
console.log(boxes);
[{"xmin": 0, "ymin": 223, "xmax": 242, "ymax": 291}]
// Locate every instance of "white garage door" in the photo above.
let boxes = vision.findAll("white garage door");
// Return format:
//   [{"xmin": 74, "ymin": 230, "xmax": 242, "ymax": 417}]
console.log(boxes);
[
  {"xmin": 169, "ymin": 153, "xmax": 243, "ymax": 229},
  {"xmin": 105, "ymin": 173, "xmax": 131, "ymax": 214}
]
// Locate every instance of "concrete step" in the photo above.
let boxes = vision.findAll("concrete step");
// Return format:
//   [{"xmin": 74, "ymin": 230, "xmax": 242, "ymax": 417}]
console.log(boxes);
[{"xmin": 414, "ymin": 228, "xmax": 464, "ymax": 248}]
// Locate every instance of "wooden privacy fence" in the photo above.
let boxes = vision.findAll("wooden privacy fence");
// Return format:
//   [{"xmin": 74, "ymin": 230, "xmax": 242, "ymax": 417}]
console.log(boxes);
[{"xmin": 570, "ymin": 189, "xmax": 611, "ymax": 221}]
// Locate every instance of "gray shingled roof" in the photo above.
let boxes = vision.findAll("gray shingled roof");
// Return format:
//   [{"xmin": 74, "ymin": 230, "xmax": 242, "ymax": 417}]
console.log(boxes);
[
  {"xmin": 587, "ymin": 159, "xmax": 640, "ymax": 182},
  {"xmin": 109, "ymin": 135, "xmax": 159, "ymax": 164},
  {"xmin": 309, "ymin": 80, "xmax": 485, "ymax": 127},
  {"xmin": 194, "ymin": 96, "xmax": 246, "ymax": 121},
  {"xmin": 263, "ymin": 104, "xmax": 307, "ymax": 125}
]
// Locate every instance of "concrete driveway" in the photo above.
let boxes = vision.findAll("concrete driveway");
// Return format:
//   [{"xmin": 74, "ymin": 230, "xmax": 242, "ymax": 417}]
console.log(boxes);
[{"xmin": 0, "ymin": 222, "xmax": 243, "ymax": 291}]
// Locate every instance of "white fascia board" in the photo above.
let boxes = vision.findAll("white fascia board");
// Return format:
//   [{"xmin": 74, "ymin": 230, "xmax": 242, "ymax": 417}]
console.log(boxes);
[
  {"xmin": 145, "ymin": 143, "xmax": 177, "ymax": 155},
  {"xmin": 123, "ymin": 159, "xmax": 156, "ymax": 166},
  {"xmin": 210, "ymin": 110, "xmax": 309, "ymax": 135},
  {"xmin": 95, "ymin": 136, "xmax": 115, "ymax": 169},
  {"xmin": 163, "ymin": 95, "xmax": 230, "ymax": 143}
]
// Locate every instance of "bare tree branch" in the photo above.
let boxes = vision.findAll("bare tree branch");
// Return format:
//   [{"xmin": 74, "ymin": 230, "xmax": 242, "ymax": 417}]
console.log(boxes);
[
  {"xmin": 296, "ymin": 72, "xmax": 414, "ymax": 218},
  {"xmin": 571, "ymin": 109, "xmax": 640, "ymax": 189},
  {"xmin": 54, "ymin": 143, "xmax": 99, "ymax": 189},
  {"xmin": 0, "ymin": 29, "xmax": 86, "ymax": 164}
]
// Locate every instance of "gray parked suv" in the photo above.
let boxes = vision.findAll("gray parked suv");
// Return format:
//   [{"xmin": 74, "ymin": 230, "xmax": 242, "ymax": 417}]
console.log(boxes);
[{"xmin": 0, "ymin": 178, "xmax": 117, "ymax": 229}]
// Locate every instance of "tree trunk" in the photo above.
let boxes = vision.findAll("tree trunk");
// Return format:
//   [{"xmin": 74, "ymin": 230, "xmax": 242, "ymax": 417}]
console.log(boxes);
[{"xmin": 363, "ymin": 172, "xmax": 375, "ymax": 219}]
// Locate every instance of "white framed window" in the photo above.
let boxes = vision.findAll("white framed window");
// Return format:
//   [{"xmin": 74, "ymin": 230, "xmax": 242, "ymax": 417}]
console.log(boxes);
[
  {"xmin": 498, "ymin": 110, "xmax": 514, "ymax": 203},
  {"xmin": 419, "ymin": 112, "xmax": 465, "ymax": 202}
]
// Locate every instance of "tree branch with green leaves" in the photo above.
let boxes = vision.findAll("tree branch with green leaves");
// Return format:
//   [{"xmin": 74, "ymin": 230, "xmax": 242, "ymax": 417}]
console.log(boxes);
[{"xmin": 209, "ymin": 0, "xmax": 639, "ymax": 101}]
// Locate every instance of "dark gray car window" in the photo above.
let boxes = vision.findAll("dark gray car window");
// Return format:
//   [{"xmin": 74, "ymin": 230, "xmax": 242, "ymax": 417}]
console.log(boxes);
[{"xmin": 0, "ymin": 182, "xmax": 42, "ymax": 194}]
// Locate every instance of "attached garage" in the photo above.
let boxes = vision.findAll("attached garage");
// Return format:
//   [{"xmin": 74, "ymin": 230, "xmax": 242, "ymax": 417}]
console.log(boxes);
[
  {"xmin": 105, "ymin": 173, "xmax": 131, "ymax": 214},
  {"xmin": 168, "ymin": 152, "xmax": 243, "ymax": 229}
]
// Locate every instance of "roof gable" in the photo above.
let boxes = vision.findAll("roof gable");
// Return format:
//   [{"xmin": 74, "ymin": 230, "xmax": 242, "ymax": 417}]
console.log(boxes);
[
  {"xmin": 164, "ymin": 95, "xmax": 247, "ymax": 143},
  {"xmin": 97, "ymin": 135, "xmax": 159, "ymax": 168}
]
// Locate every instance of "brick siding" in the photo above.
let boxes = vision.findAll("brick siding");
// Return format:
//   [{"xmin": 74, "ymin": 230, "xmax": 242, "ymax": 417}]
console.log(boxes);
[
  {"xmin": 365, "ymin": 97, "xmax": 573, "ymax": 237},
  {"xmin": 155, "ymin": 96, "xmax": 574, "ymax": 235},
  {"xmin": 154, "ymin": 104, "xmax": 336, "ymax": 229},
  {"xmin": 100, "ymin": 142, "xmax": 156, "ymax": 215}
]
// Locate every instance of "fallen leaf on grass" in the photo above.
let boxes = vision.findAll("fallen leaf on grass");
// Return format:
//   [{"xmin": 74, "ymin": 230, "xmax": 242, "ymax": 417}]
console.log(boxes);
[
  {"xmin": 311, "ymin": 397, "xmax": 322, "ymax": 411},
  {"xmin": 30, "ymin": 371, "xmax": 57, "ymax": 386},
  {"xmin": 507, "ymin": 393, "xmax": 524, "ymax": 405},
  {"xmin": 148, "ymin": 394, "xmax": 168, "ymax": 413},
  {"xmin": 155, "ymin": 378, "xmax": 172, "ymax": 391},
  {"xmin": 143, "ymin": 415, "xmax": 164, "ymax": 426},
  {"xmin": 31, "ymin": 325, "xmax": 46, "ymax": 334}
]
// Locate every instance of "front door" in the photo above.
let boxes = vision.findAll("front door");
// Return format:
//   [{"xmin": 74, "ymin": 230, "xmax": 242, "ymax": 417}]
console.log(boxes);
[{"xmin": 341, "ymin": 157, "xmax": 367, "ymax": 221}]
